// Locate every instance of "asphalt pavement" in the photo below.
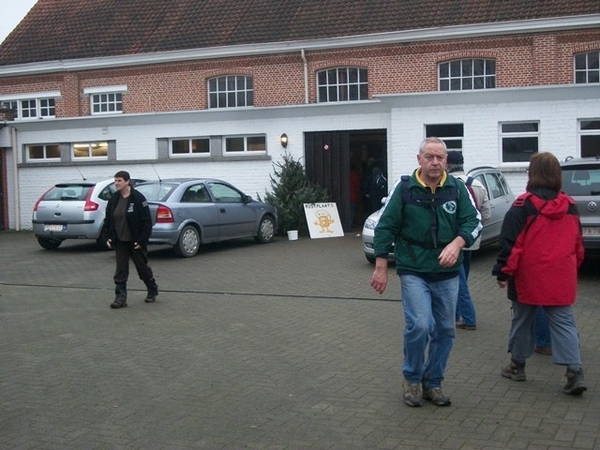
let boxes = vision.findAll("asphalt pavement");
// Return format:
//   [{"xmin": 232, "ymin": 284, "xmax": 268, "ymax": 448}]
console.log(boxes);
[{"xmin": 1, "ymin": 231, "xmax": 599, "ymax": 450}]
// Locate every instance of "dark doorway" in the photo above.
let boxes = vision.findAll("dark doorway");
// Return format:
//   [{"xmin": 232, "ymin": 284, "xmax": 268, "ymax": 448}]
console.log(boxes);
[{"xmin": 304, "ymin": 129, "xmax": 387, "ymax": 232}]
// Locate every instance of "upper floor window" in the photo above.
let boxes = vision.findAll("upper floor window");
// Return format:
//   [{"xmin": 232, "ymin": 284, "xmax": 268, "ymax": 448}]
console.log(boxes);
[
  {"xmin": 0, "ymin": 91, "xmax": 59, "ymax": 120},
  {"xmin": 575, "ymin": 51, "xmax": 600, "ymax": 84},
  {"xmin": 580, "ymin": 120, "xmax": 600, "ymax": 157},
  {"xmin": 171, "ymin": 138, "xmax": 210, "ymax": 156},
  {"xmin": 317, "ymin": 67, "xmax": 368, "ymax": 102},
  {"xmin": 83, "ymin": 85, "xmax": 126, "ymax": 115},
  {"xmin": 500, "ymin": 122, "xmax": 539, "ymax": 163},
  {"xmin": 73, "ymin": 142, "xmax": 108, "ymax": 159},
  {"xmin": 225, "ymin": 135, "xmax": 266, "ymax": 154},
  {"xmin": 208, "ymin": 75, "xmax": 253, "ymax": 108},
  {"xmin": 439, "ymin": 59, "xmax": 496, "ymax": 91}
]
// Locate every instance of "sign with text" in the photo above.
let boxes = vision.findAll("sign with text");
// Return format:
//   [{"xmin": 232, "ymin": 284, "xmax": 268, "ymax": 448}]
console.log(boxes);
[{"xmin": 303, "ymin": 203, "xmax": 345, "ymax": 239}]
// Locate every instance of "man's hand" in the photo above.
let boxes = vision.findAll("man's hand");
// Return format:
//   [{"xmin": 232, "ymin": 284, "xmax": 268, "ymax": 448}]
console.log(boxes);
[
  {"xmin": 106, "ymin": 239, "xmax": 112, "ymax": 249},
  {"xmin": 133, "ymin": 242, "xmax": 141, "ymax": 250},
  {"xmin": 438, "ymin": 237, "xmax": 466, "ymax": 267},
  {"xmin": 370, "ymin": 257, "xmax": 389, "ymax": 294},
  {"xmin": 497, "ymin": 280, "xmax": 507, "ymax": 289}
]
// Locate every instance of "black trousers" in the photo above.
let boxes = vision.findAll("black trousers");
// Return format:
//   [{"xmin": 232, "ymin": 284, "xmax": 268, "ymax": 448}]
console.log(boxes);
[{"xmin": 113, "ymin": 240, "xmax": 154, "ymax": 284}]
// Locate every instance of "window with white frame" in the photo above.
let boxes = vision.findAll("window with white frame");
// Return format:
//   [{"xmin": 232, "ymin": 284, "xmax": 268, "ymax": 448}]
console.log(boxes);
[
  {"xmin": 208, "ymin": 75, "xmax": 253, "ymax": 108},
  {"xmin": 425, "ymin": 124, "xmax": 464, "ymax": 150},
  {"xmin": 317, "ymin": 67, "xmax": 368, "ymax": 102},
  {"xmin": 500, "ymin": 122, "xmax": 539, "ymax": 163},
  {"xmin": 0, "ymin": 92, "xmax": 58, "ymax": 120},
  {"xmin": 580, "ymin": 120, "xmax": 600, "ymax": 157},
  {"xmin": 225, "ymin": 135, "xmax": 266, "ymax": 154},
  {"xmin": 73, "ymin": 142, "xmax": 108, "ymax": 159},
  {"xmin": 575, "ymin": 51, "xmax": 600, "ymax": 84},
  {"xmin": 439, "ymin": 59, "xmax": 496, "ymax": 91},
  {"xmin": 27, "ymin": 144, "xmax": 61, "ymax": 161},
  {"xmin": 171, "ymin": 138, "xmax": 210, "ymax": 156},
  {"xmin": 84, "ymin": 85, "xmax": 126, "ymax": 115}
]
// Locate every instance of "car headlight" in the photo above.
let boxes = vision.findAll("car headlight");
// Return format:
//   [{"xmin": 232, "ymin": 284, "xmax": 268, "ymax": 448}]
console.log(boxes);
[{"xmin": 364, "ymin": 218, "xmax": 378, "ymax": 230}]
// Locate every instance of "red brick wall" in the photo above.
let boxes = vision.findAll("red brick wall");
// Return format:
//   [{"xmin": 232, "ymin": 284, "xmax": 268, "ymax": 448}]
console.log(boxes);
[{"xmin": 1, "ymin": 29, "xmax": 599, "ymax": 117}]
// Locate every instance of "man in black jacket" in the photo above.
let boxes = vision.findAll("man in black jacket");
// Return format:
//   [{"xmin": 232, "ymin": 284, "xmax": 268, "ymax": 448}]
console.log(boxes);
[{"xmin": 104, "ymin": 170, "xmax": 158, "ymax": 309}]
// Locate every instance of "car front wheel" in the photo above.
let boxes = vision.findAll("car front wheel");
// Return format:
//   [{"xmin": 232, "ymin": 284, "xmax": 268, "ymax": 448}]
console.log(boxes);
[
  {"xmin": 255, "ymin": 215, "xmax": 275, "ymax": 243},
  {"xmin": 37, "ymin": 237, "xmax": 63, "ymax": 250},
  {"xmin": 174, "ymin": 225, "xmax": 200, "ymax": 257}
]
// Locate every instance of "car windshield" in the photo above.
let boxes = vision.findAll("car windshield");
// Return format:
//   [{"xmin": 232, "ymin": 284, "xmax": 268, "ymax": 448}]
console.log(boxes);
[
  {"xmin": 136, "ymin": 183, "xmax": 178, "ymax": 201},
  {"xmin": 561, "ymin": 165, "xmax": 600, "ymax": 196},
  {"xmin": 43, "ymin": 185, "xmax": 93, "ymax": 201}
]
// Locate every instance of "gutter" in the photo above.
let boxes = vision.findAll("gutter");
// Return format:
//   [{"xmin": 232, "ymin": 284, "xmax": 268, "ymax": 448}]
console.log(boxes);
[
  {"xmin": 11, "ymin": 126, "xmax": 19, "ymax": 230},
  {"xmin": 301, "ymin": 49, "xmax": 308, "ymax": 104}
]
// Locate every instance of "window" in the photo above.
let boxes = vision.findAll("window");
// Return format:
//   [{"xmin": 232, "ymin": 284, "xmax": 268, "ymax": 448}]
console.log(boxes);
[
  {"xmin": 91, "ymin": 93, "xmax": 122, "ymax": 114},
  {"xmin": 425, "ymin": 124, "xmax": 464, "ymax": 150},
  {"xmin": 208, "ymin": 75, "xmax": 253, "ymax": 108},
  {"xmin": 0, "ymin": 94, "xmax": 57, "ymax": 120},
  {"xmin": 27, "ymin": 144, "xmax": 61, "ymax": 161},
  {"xmin": 317, "ymin": 67, "xmax": 368, "ymax": 102},
  {"xmin": 84, "ymin": 85, "xmax": 127, "ymax": 115},
  {"xmin": 171, "ymin": 138, "xmax": 210, "ymax": 156},
  {"xmin": 575, "ymin": 51, "xmax": 600, "ymax": 84},
  {"xmin": 207, "ymin": 182, "xmax": 245, "ymax": 203},
  {"xmin": 225, "ymin": 135, "xmax": 266, "ymax": 154},
  {"xmin": 500, "ymin": 122, "xmax": 539, "ymax": 163},
  {"xmin": 580, "ymin": 120, "xmax": 600, "ymax": 157},
  {"xmin": 73, "ymin": 142, "xmax": 108, "ymax": 159},
  {"xmin": 439, "ymin": 59, "xmax": 496, "ymax": 91}
]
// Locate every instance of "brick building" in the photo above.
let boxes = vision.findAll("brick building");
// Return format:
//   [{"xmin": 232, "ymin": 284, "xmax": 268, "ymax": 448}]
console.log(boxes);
[{"xmin": 0, "ymin": 1, "xmax": 599, "ymax": 231}]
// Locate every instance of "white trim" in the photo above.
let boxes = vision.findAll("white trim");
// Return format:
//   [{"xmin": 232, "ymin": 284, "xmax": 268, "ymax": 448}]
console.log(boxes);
[
  {"xmin": 83, "ymin": 85, "xmax": 128, "ymax": 95},
  {"xmin": 0, "ymin": 91, "xmax": 61, "ymax": 101},
  {"xmin": 1, "ymin": 15, "xmax": 599, "ymax": 77}
]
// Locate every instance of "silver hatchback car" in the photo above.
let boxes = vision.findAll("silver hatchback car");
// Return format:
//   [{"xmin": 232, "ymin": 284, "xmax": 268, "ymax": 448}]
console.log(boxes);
[
  {"xmin": 32, "ymin": 178, "xmax": 146, "ymax": 250},
  {"xmin": 135, "ymin": 178, "xmax": 278, "ymax": 257},
  {"xmin": 362, "ymin": 166, "xmax": 515, "ymax": 263},
  {"xmin": 561, "ymin": 156, "xmax": 600, "ymax": 252}
]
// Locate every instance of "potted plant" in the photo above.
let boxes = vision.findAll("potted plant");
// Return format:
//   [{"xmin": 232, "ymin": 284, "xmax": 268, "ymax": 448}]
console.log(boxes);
[{"xmin": 262, "ymin": 153, "xmax": 329, "ymax": 239}]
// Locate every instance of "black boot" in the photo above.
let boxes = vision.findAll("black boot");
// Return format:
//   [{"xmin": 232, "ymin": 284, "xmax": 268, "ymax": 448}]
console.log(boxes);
[
  {"xmin": 144, "ymin": 278, "xmax": 158, "ymax": 303},
  {"xmin": 110, "ymin": 283, "xmax": 127, "ymax": 309}
]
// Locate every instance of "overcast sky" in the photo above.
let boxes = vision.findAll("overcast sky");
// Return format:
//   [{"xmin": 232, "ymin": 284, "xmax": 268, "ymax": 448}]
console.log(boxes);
[{"xmin": 0, "ymin": 0, "xmax": 38, "ymax": 44}]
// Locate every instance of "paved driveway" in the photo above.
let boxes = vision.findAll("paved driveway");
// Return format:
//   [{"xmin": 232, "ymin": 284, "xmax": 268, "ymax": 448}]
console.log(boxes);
[{"xmin": 1, "ymin": 231, "xmax": 599, "ymax": 449}]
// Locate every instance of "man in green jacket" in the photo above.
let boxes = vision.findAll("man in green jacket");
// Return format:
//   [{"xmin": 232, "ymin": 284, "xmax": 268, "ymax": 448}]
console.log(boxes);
[{"xmin": 370, "ymin": 137, "xmax": 481, "ymax": 407}]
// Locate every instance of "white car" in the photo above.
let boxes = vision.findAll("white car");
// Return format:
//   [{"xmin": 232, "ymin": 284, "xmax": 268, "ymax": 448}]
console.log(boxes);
[{"xmin": 362, "ymin": 167, "xmax": 515, "ymax": 263}]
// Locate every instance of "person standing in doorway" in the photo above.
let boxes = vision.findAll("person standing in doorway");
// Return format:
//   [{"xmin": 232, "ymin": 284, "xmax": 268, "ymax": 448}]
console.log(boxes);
[
  {"xmin": 446, "ymin": 151, "xmax": 491, "ymax": 330},
  {"xmin": 104, "ymin": 171, "xmax": 158, "ymax": 309},
  {"xmin": 493, "ymin": 152, "xmax": 586, "ymax": 395},
  {"xmin": 370, "ymin": 137, "xmax": 481, "ymax": 407}
]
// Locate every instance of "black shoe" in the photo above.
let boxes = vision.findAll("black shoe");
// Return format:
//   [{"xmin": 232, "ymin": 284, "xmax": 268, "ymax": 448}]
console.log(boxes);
[
  {"xmin": 144, "ymin": 294, "xmax": 157, "ymax": 303},
  {"xmin": 563, "ymin": 368, "xmax": 587, "ymax": 396},
  {"xmin": 110, "ymin": 300, "xmax": 127, "ymax": 309}
]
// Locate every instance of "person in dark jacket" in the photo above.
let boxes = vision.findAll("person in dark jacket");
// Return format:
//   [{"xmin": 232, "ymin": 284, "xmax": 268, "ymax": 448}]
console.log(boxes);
[
  {"xmin": 370, "ymin": 137, "xmax": 481, "ymax": 407},
  {"xmin": 492, "ymin": 152, "xmax": 586, "ymax": 395},
  {"xmin": 104, "ymin": 170, "xmax": 158, "ymax": 309}
]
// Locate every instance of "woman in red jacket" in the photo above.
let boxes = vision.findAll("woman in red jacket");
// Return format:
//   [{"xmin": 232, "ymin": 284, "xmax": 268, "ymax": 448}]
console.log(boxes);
[{"xmin": 492, "ymin": 152, "xmax": 586, "ymax": 395}]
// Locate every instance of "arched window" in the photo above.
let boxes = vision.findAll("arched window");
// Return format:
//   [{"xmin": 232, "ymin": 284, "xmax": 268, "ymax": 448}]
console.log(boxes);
[
  {"xmin": 208, "ymin": 75, "xmax": 253, "ymax": 108},
  {"xmin": 317, "ymin": 67, "xmax": 368, "ymax": 102},
  {"xmin": 438, "ymin": 59, "xmax": 496, "ymax": 91}
]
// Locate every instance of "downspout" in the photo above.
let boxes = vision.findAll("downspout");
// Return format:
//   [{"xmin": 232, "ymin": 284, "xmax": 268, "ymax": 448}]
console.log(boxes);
[
  {"xmin": 11, "ymin": 126, "xmax": 20, "ymax": 230},
  {"xmin": 301, "ymin": 49, "xmax": 309, "ymax": 104}
]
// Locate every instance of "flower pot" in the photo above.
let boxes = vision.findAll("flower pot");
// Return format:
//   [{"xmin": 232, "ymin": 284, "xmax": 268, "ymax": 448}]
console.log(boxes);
[{"xmin": 287, "ymin": 230, "xmax": 298, "ymax": 241}]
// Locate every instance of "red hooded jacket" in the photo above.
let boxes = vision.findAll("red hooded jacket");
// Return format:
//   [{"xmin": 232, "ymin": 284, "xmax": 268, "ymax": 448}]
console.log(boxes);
[{"xmin": 492, "ymin": 189, "xmax": 584, "ymax": 306}]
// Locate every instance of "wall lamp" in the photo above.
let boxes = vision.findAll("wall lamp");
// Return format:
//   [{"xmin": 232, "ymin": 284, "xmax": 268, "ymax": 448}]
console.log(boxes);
[{"xmin": 280, "ymin": 133, "xmax": 288, "ymax": 148}]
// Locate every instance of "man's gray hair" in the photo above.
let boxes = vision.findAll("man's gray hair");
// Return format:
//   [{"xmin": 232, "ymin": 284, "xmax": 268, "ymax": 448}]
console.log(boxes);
[{"xmin": 419, "ymin": 137, "xmax": 447, "ymax": 154}]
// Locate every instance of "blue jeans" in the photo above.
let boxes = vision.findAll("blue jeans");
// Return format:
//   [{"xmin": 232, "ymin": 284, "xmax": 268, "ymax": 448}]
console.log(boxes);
[
  {"xmin": 534, "ymin": 307, "xmax": 551, "ymax": 348},
  {"xmin": 508, "ymin": 302, "xmax": 581, "ymax": 366},
  {"xmin": 400, "ymin": 274, "xmax": 459, "ymax": 389},
  {"xmin": 456, "ymin": 254, "xmax": 476, "ymax": 326}
]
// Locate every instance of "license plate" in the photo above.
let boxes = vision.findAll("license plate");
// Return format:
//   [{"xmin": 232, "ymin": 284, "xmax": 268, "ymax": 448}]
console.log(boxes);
[
  {"xmin": 582, "ymin": 226, "xmax": 600, "ymax": 236},
  {"xmin": 44, "ymin": 224, "xmax": 66, "ymax": 232}
]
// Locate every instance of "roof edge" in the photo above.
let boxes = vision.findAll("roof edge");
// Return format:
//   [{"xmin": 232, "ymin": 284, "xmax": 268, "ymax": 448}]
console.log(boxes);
[{"xmin": 1, "ymin": 14, "xmax": 599, "ymax": 77}]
